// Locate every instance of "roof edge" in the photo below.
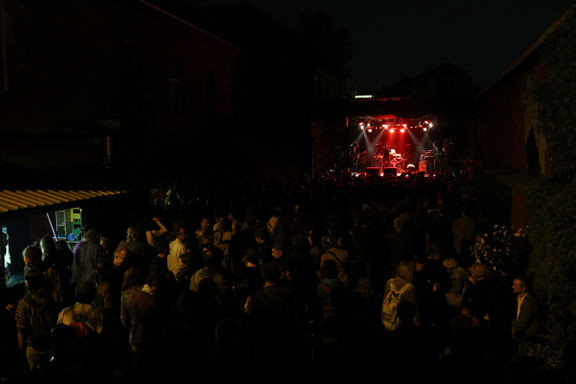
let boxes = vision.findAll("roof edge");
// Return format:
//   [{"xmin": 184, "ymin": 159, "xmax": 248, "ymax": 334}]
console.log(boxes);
[
  {"xmin": 476, "ymin": 5, "xmax": 573, "ymax": 99},
  {"xmin": 138, "ymin": 0, "xmax": 247, "ymax": 52}
]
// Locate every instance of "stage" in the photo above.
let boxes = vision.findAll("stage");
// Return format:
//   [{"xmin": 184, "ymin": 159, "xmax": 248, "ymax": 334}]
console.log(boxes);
[
  {"xmin": 340, "ymin": 108, "xmax": 443, "ymax": 178},
  {"xmin": 346, "ymin": 142, "xmax": 441, "ymax": 177},
  {"xmin": 347, "ymin": 153, "xmax": 441, "ymax": 178}
]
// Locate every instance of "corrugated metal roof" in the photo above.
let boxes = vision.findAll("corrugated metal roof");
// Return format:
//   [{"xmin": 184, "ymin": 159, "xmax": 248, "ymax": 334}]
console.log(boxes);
[{"xmin": 0, "ymin": 189, "xmax": 128, "ymax": 214}]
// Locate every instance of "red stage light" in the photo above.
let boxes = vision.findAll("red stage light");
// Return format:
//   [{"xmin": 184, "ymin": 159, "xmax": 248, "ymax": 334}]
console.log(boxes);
[
  {"xmin": 400, "ymin": 128, "xmax": 405, "ymax": 133},
  {"xmin": 389, "ymin": 128, "xmax": 395, "ymax": 133}
]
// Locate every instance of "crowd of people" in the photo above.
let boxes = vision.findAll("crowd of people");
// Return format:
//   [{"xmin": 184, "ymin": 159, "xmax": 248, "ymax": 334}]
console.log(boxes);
[{"xmin": 0, "ymin": 168, "xmax": 543, "ymax": 382}]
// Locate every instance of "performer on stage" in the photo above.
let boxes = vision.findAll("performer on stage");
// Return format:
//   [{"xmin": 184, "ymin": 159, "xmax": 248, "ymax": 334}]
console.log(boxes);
[
  {"xmin": 349, "ymin": 141, "xmax": 360, "ymax": 172},
  {"xmin": 383, "ymin": 144, "xmax": 391, "ymax": 168},
  {"xmin": 375, "ymin": 143, "xmax": 391, "ymax": 171},
  {"xmin": 432, "ymin": 141, "xmax": 444, "ymax": 173}
]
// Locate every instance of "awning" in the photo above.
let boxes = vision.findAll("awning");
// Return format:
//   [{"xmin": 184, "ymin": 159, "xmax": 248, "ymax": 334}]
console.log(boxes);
[{"xmin": 0, "ymin": 189, "xmax": 129, "ymax": 214}]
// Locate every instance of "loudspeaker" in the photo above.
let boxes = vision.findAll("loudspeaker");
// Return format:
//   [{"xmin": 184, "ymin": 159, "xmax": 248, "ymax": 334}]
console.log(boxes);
[
  {"xmin": 419, "ymin": 161, "xmax": 427, "ymax": 172},
  {"xmin": 382, "ymin": 167, "xmax": 397, "ymax": 175},
  {"xmin": 365, "ymin": 167, "xmax": 380, "ymax": 175}
]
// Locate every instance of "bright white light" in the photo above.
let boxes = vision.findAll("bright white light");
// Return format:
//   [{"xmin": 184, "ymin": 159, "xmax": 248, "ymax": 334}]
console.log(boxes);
[
  {"xmin": 389, "ymin": 128, "xmax": 395, "ymax": 133},
  {"xmin": 400, "ymin": 128, "xmax": 405, "ymax": 133},
  {"xmin": 423, "ymin": 127, "xmax": 428, "ymax": 132},
  {"xmin": 428, "ymin": 122, "xmax": 434, "ymax": 128}
]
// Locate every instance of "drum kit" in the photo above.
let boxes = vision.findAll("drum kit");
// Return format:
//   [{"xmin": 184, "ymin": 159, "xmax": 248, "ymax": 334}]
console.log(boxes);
[
  {"xmin": 374, "ymin": 147, "xmax": 405, "ymax": 169},
  {"xmin": 389, "ymin": 149, "xmax": 405, "ymax": 168}
]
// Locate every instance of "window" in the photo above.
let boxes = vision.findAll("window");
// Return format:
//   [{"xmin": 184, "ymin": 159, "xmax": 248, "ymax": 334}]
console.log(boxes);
[
  {"xmin": 54, "ymin": 207, "xmax": 83, "ymax": 240},
  {"xmin": 1, "ymin": 225, "xmax": 11, "ymax": 275}
]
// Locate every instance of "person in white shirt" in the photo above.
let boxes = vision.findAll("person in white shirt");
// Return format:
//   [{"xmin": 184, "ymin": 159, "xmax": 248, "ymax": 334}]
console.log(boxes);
[{"xmin": 167, "ymin": 225, "xmax": 189, "ymax": 276}]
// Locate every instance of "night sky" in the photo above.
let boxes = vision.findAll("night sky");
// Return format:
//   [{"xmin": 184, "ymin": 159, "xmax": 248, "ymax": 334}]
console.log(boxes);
[{"xmin": 187, "ymin": 0, "xmax": 574, "ymax": 90}]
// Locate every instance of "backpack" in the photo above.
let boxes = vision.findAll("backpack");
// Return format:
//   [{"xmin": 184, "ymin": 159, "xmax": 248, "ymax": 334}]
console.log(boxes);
[
  {"xmin": 381, "ymin": 280, "xmax": 412, "ymax": 331},
  {"xmin": 25, "ymin": 294, "xmax": 58, "ymax": 350},
  {"xmin": 325, "ymin": 250, "xmax": 352, "ymax": 282},
  {"xmin": 27, "ymin": 294, "xmax": 56, "ymax": 337}
]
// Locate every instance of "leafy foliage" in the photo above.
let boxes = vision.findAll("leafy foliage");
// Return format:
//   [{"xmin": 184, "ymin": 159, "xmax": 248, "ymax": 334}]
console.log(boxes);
[
  {"xmin": 523, "ymin": 4, "xmax": 576, "ymax": 364},
  {"xmin": 528, "ymin": 5, "xmax": 576, "ymax": 180},
  {"xmin": 525, "ymin": 180, "xmax": 576, "ymax": 351},
  {"xmin": 298, "ymin": 9, "xmax": 353, "ymax": 76},
  {"xmin": 470, "ymin": 224, "xmax": 529, "ymax": 274}
]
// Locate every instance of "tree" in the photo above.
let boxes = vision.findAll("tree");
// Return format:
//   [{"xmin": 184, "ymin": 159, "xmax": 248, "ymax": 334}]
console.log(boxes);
[
  {"xmin": 298, "ymin": 9, "xmax": 353, "ymax": 79},
  {"xmin": 385, "ymin": 62, "xmax": 477, "ymax": 101}
]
